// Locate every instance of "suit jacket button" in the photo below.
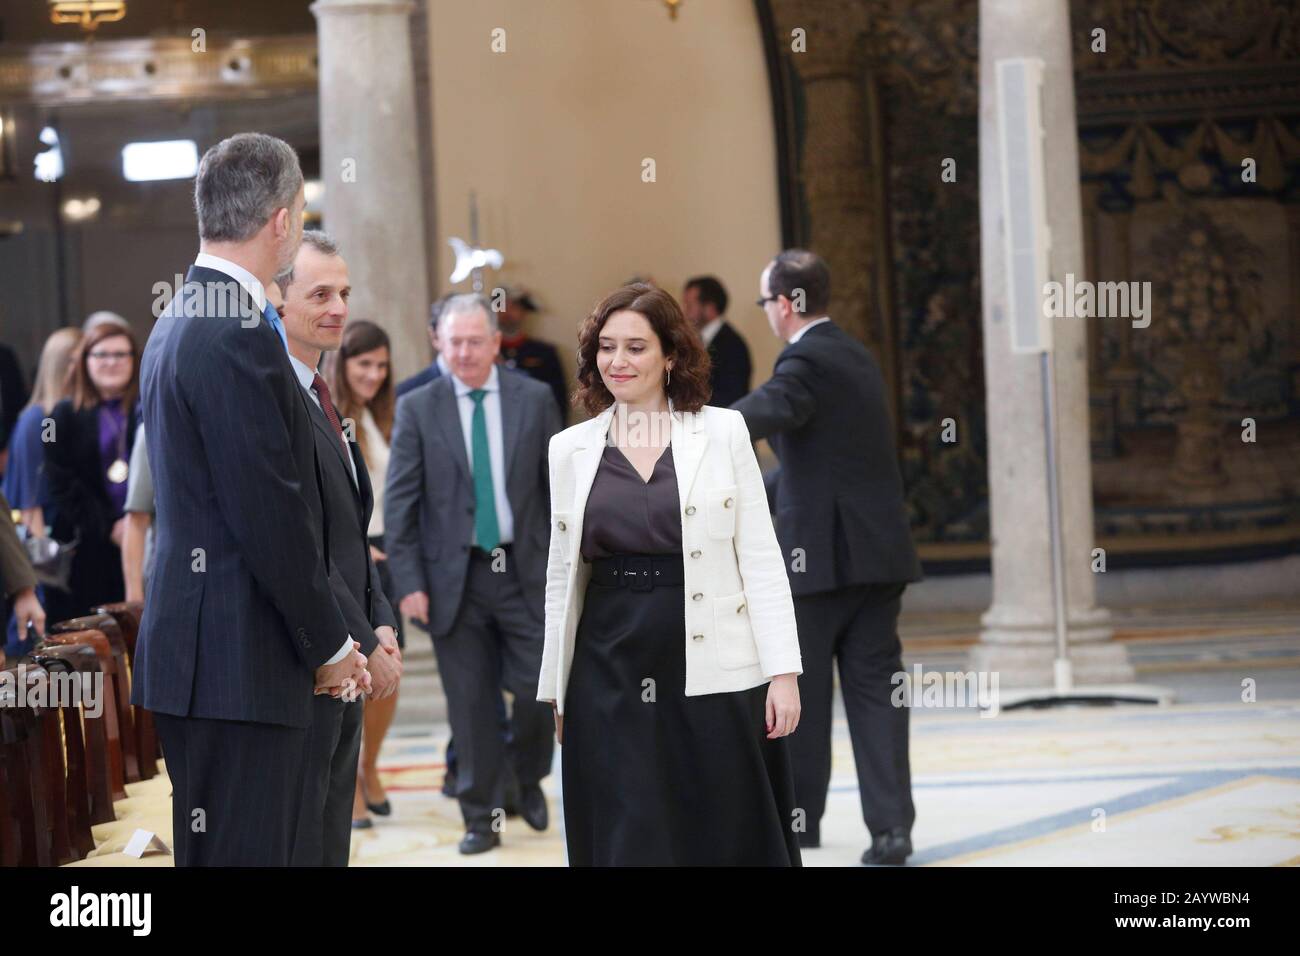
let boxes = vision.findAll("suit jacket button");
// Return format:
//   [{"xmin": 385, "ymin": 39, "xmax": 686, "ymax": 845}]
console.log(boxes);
[
  {"xmin": 690, "ymin": 549, "xmax": 701, "ymax": 558},
  {"xmin": 558, "ymin": 520, "xmax": 567, "ymax": 531},
  {"xmin": 692, "ymin": 633, "xmax": 704, "ymax": 642},
  {"xmin": 685, "ymin": 505, "xmax": 696, "ymax": 516},
  {"xmin": 724, "ymin": 497, "xmax": 734, "ymax": 508},
  {"xmin": 692, "ymin": 592, "xmax": 703, "ymax": 601}
]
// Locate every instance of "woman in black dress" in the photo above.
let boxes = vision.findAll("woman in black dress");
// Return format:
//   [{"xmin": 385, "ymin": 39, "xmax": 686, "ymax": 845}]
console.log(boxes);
[
  {"xmin": 44, "ymin": 320, "xmax": 141, "ymax": 622},
  {"xmin": 539, "ymin": 284, "xmax": 804, "ymax": 866}
]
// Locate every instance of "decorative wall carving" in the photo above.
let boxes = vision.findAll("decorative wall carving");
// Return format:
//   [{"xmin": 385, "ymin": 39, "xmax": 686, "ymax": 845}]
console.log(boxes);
[{"xmin": 758, "ymin": 0, "xmax": 1300, "ymax": 563}]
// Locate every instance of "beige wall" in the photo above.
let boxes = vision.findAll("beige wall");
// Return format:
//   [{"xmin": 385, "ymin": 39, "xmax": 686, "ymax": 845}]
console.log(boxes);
[{"xmin": 427, "ymin": 0, "xmax": 783, "ymax": 417}]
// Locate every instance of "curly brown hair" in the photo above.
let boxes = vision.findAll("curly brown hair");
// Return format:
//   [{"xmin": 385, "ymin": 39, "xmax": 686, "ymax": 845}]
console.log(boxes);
[{"xmin": 573, "ymin": 283, "xmax": 711, "ymax": 417}]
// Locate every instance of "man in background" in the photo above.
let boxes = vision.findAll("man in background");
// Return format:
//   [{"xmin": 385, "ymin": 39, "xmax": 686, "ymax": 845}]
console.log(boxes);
[
  {"xmin": 396, "ymin": 296, "xmax": 450, "ymax": 398},
  {"xmin": 731, "ymin": 249, "xmax": 922, "ymax": 866},
  {"xmin": 385, "ymin": 293, "xmax": 560, "ymax": 854},
  {"xmin": 683, "ymin": 275, "xmax": 752, "ymax": 408},
  {"xmin": 497, "ymin": 287, "xmax": 567, "ymax": 421}
]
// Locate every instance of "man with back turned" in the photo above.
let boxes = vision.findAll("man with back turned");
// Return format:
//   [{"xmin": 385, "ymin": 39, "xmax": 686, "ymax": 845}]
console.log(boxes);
[
  {"xmin": 731, "ymin": 249, "xmax": 922, "ymax": 865},
  {"xmin": 132, "ymin": 133, "xmax": 368, "ymax": 866}
]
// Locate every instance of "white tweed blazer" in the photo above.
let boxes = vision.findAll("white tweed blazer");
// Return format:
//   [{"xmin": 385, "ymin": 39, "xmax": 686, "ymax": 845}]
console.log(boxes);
[{"xmin": 537, "ymin": 403, "xmax": 802, "ymax": 714}]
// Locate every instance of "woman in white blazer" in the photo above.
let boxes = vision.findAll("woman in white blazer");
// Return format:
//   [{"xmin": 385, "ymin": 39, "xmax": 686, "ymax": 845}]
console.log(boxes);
[{"xmin": 538, "ymin": 283, "xmax": 803, "ymax": 866}]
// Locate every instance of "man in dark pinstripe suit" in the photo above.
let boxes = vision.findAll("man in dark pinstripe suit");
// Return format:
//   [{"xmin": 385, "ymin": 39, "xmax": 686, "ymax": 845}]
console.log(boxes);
[{"xmin": 132, "ymin": 133, "xmax": 369, "ymax": 867}]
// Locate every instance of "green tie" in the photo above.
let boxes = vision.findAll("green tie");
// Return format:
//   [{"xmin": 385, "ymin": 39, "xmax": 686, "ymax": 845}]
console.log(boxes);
[{"xmin": 469, "ymin": 388, "xmax": 500, "ymax": 552}]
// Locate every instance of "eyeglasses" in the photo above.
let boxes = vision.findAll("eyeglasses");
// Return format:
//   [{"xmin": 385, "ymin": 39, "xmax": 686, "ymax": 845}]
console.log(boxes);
[
  {"xmin": 88, "ymin": 350, "xmax": 133, "ymax": 362},
  {"xmin": 755, "ymin": 295, "xmax": 779, "ymax": 307}
]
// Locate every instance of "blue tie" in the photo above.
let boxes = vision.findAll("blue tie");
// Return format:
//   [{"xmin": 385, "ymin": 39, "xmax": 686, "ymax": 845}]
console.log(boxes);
[{"xmin": 263, "ymin": 301, "xmax": 287, "ymax": 348}]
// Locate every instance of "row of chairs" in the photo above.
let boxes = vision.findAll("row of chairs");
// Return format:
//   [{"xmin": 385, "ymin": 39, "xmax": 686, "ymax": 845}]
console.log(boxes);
[{"xmin": 0, "ymin": 602, "xmax": 157, "ymax": 866}]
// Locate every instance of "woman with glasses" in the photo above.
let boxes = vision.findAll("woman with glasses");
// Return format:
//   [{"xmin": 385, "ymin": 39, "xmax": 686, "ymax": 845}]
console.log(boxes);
[{"xmin": 44, "ymin": 320, "xmax": 141, "ymax": 621}]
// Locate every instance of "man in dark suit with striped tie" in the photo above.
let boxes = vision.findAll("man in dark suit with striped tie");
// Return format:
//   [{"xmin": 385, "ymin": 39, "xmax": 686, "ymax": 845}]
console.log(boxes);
[
  {"xmin": 133, "ymin": 133, "xmax": 369, "ymax": 866},
  {"xmin": 274, "ymin": 232, "xmax": 402, "ymax": 866}
]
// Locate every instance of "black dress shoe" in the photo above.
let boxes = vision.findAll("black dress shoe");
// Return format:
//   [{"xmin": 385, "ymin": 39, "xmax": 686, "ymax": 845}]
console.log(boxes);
[
  {"xmin": 459, "ymin": 830, "xmax": 501, "ymax": 855},
  {"xmin": 861, "ymin": 827, "xmax": 912, "ymax": 865},
  {"xmin": 441, "ymin": 769, "xmax": 457, "ymax": 799},
  {"xmin": 518, "ymin": 784, "xmax": 549, "ymax": 831},
  {"xmin": 365, "ymin": 798, "xmax": 392, "ymax": 816},
  {"xmin": 351, "ymin": 816, "xmax": 374, "ymax": 830}
]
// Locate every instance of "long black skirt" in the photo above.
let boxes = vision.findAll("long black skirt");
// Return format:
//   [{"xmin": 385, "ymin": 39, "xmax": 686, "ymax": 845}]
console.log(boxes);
[{"xmin": 561, "ymin": 558, "xmax": 802, "ymax": 866}]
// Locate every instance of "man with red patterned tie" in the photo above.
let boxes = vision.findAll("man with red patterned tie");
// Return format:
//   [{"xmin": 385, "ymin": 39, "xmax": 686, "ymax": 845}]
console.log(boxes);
[{"xmin": 275, "ymin": 230, "xmax": 402, "ymax": 865}]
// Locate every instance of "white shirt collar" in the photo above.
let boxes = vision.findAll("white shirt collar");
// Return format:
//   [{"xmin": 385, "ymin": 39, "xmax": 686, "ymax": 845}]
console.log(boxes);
[
  {"xmin": 436, "ymin": 353, "xmax": 450, "ymax": 375},
  {"xmin": 788, "ymin": 316, "xmax": 831, "ymax": 345},
  {"xmin": 194, "ymin": 252, "xmax": 268, "ymax": 312},
  {"xmin": 451, "ymin": 363, "xmax": 500, "ymax": 397},
  {"xmin": 699, "ymin": 316, "xmax": 724, "ymax": 346},
  {"xmin": 286, "ymin": 351, "xmax": 318, "ymax": 392}
]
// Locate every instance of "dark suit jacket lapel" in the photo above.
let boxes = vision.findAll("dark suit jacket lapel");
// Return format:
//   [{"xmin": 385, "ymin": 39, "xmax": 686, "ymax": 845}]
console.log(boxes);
[
  {"xmin": 306, "ymin": 394, "xmax": 354, "ymax": 487},
  {"xmin": 499, "ymin": 370, "xmax": 521, "ymax": 484},
  {"xmin": 350, "ymin": 441, "xmax": 373, "ymax": 526},
  {"xmin": 433, "ymin": 379, "xmax": 471, "ymax": 487}
]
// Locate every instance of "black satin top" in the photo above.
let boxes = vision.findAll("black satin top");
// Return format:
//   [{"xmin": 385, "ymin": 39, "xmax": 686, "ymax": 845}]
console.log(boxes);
[{"xmin": 580, "ymin": 443, "xmax": 682, "ymax": 560}]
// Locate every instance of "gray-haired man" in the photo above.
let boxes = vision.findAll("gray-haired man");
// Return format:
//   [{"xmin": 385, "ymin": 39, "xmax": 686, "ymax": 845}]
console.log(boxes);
[
  {"xmin": 134, "ymin": 132, "xmax": 368, "ymax": 866},
  {"xmin": 385, "ymin": 294, "xmax": 561, "ymax": 854}
]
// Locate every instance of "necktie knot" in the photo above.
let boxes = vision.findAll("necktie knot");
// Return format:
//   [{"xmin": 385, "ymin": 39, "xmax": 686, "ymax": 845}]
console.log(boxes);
[
  {"xmin": 469, "ymin": 388, "xmax": 487, "ymax": 405},
  {"xmin": 311, "ymin": 372, "xmax": 331, "ymax": 402},
  {"xmin": 311, "ymin": 373, "xmax": 348, "ymax": 453}
]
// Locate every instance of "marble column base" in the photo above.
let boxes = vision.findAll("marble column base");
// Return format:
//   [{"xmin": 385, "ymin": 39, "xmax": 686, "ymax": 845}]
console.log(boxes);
[{"xmin": 970, "ymin": 605, "xmax": 1136, "ymax": 686}]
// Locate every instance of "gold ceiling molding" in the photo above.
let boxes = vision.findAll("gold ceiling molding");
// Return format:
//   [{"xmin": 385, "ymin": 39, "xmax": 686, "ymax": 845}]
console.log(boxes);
[
  {"xmin": 48, "ymin": 1, "xmax": 128, "ymax": 34},
  {"xmin": 0, "ymin": 34, "xmax": 318, "ymax": 105}
]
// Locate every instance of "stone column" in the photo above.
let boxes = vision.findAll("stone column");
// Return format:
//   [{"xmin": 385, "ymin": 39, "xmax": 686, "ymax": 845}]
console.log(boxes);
[
  {"xmin": 312, "ymin": 0, "xmax": 430, "ymax": 381},
  {"xmin": 969, "ymin": 0, "xmax": 1133, "ymax": 686},
  {"xmin": 768, "ymin": 0, "xmax": 877, "ymax": 352}
]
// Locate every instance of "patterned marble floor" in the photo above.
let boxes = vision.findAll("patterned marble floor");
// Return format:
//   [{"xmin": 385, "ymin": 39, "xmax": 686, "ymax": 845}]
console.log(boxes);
[{"xmin": 350, "ymin": 619, "xmax": 1300, "ymax": 866}]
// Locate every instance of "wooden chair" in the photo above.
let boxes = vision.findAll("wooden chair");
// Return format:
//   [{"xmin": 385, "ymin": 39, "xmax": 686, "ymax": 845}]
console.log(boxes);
[
  {"xmin": 0, "ymin": 659, "xmax": 53, "ymax": 866},
  {"xmin": 36, "ymin": 633, "xmax": 119, "ymax": 824},
  {"xmin": 53, "ymin": 614, "xmax": 139, "ymax": 785},
  {"xmin": 95, "ymin": 601, "xmax": 158, "ymax": 779},
  {"xmin": 31, "ymin": 646, "xmax": 96, "ymax": 858}
]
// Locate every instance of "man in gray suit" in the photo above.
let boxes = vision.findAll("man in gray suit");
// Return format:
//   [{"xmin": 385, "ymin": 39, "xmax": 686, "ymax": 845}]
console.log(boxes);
[{"xmin": 385, "ymin": 293, "xmax": 561, "ymax": 854}]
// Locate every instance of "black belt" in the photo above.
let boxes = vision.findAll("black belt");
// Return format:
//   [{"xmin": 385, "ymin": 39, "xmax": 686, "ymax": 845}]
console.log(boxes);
[{"xmin": 590, "ymin": 553, "xmax": 683, "ymax": 591}]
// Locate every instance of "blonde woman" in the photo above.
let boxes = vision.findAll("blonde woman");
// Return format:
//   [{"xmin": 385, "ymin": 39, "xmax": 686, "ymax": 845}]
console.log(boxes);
[
  {"xmin": 539, "ymin": 284, "xmax": 803, "ymax": 866},
  {"xmin": 3, "ymin": 327, "xmax": 81, "ymax": 538}
]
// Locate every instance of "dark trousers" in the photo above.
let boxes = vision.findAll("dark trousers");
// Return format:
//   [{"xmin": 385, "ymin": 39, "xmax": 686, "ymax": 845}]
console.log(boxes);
[
  {"xmin": 155, "ymin": 712, "xmax": 310, "ymax": 866},
  {"xmin": 292, "ymin": 694, "xmax": 363, "ymax": 866},
  {"xmin": 790, "ymin": 582, "xmax": 914, "ymax": 840},
  {"xmin": 431, "ymin": 553, "xmax": 553, "ymax": 832}
]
